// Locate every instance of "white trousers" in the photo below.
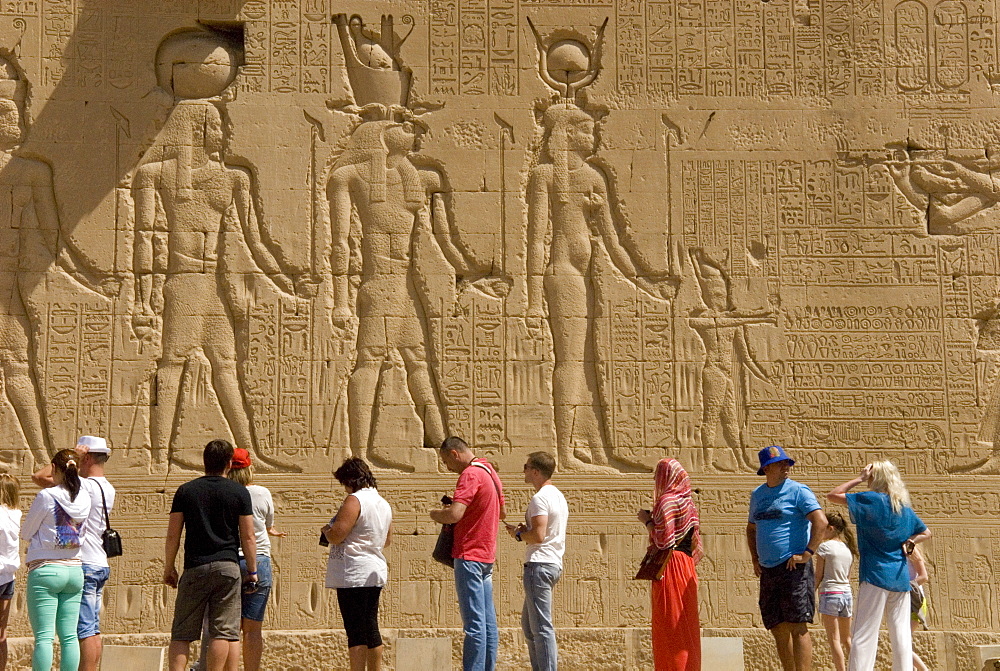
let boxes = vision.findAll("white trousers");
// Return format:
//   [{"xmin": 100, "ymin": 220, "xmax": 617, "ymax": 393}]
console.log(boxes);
[{"xmin": 848, "ymin": 582, "xmax": 912, "ymax": 671}]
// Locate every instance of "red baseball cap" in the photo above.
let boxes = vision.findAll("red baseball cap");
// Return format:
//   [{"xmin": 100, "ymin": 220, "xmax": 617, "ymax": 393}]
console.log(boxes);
[{"xmin": 231, "ymin": 448, "xmax": 251, "ymax": 469}]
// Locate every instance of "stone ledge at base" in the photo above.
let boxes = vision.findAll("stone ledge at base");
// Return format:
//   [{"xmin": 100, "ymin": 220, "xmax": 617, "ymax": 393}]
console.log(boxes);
[
  {"xmin": 701, "ymin": 636, "xmax": 744, "ymax": 669},
  {"xmin": 102, "ymin": 644, "xmax": 165, "ymax": 670},
  {"xmin": 7, "ymin": 627, "xmax": 1000, "ymax": 670},
  {"xmin": 976, "ymin": 644, "xmax": 1000, "ymax": 671}
]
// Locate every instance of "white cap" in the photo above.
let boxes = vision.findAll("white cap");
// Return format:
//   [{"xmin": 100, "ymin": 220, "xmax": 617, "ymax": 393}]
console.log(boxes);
[{"xmin": 76, "ymin": 436, "xmax": 110, "ymax": 454}]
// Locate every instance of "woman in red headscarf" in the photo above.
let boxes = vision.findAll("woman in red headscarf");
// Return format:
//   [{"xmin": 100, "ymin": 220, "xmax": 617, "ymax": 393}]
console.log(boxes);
[{"xmin": 637, "ymin": 458, "xmax": 703, "ymax": 671}]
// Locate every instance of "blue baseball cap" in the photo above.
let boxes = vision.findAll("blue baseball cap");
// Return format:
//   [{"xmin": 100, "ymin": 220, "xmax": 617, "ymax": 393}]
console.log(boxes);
[{"xmin": 757, "ymin": 445, "xmax": 794, "ymax": 476}]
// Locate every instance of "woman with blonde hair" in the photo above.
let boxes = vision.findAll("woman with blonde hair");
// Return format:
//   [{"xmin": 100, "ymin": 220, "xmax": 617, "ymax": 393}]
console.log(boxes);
[
  {"xmin": 22, "ymin": 449, "xmax": 91, "ymax": 671},
  {"xmin": 0, "ymin": 474, "xmax": 20, "ymax": 671},
  {"xmin": 828, "ymin": 461, "xmax": 931, "ymax": 671}
]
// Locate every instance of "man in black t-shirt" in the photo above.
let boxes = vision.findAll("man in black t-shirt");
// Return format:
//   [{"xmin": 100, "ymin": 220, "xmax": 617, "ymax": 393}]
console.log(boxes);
[{"xmin": 164, "ymin": 439, "xmax": 258, "ymax": 671}]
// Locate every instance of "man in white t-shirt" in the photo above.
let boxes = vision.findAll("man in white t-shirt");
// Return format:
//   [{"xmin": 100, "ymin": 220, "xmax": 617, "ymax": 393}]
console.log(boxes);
[
  {"xmin": 76, "ymin": 436, "xmax": 116, "ymax": 671},
  {"xmin": 31, "ymin": 435, "xmax": 116, "ymax": 671},
  {"xmin": 506, "ymin": 451, "xmax": 567, "ymax": 671}
]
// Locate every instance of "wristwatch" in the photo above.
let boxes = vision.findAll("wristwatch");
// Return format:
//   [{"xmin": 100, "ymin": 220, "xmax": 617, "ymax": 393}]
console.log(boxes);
[
  {"xmin": 515, "ymin": 530, "xmax": 523, "ymax": 542},
  {"xmin": 802, "ymin": 548, "xmax": 814, "ymax": 556}
]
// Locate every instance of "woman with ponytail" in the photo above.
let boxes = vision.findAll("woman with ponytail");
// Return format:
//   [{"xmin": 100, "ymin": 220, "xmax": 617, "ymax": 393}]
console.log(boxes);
[
  {"xmin": 828, "ymin": 461, "xmax": 931, "ymax": 671},
  {"xmin": 21, "ymin": 449, "xmax": 92, "ymax": 671}
]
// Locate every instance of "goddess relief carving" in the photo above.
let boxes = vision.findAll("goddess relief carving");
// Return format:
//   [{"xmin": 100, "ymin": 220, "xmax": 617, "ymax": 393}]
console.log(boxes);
[{"xmin": 526, "ymin": 20, "xmax": 672, "ymax": 472}]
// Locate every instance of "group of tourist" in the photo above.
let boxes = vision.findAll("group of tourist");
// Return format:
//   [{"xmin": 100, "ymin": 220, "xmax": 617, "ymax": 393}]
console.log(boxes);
[
  {"xmin": 0, "ymin": 434, "xmax": 932, "ymax": 671},
  {"xmin": 0, "ymin": 436, "xmax": 116, "ymax": 671}
]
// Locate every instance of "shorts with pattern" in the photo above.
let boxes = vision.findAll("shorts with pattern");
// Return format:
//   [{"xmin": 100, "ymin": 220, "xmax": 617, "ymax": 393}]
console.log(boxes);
[{"xmin": 759, "ymin": 561, "xmax": 815, "ymax": 630}]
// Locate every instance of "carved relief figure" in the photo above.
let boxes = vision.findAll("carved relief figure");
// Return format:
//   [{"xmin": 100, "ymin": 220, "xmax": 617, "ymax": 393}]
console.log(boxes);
[
  {"xmin": 0, "ymin": 53, "xmax": 115, "ymax": 467},
  {"xmin": 132, "ymin": 31, "xmax": 301, "ymax": 471},
  {"xmin": 326, "ymin": 15, "xmax": 505, "ymax": 471},
  {"xmin": 686, "ymin": 249, "xmax": 776, "ymax": 472},
  {"xmin": 888, "ymin": 143, "xmax": 1000, "ymax": 472},
  {"xmin": 526, "ymin": 23, "xmax": 670, "ymax": 472},
  {"xmin": 888, "ymin": 146, "xmax": 1000, "ymax": 235}
]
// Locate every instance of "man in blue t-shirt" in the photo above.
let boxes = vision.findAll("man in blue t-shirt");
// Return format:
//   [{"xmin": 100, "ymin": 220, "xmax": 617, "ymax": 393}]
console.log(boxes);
[{"xmin": 746, "ymin": 446, "xmax": 828, "ymax": 671}]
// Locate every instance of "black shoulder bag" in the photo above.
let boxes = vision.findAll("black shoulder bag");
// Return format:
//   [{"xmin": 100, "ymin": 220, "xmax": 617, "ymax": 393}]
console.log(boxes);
[{"xmin": 97, "ymin": 481, "xmax": 123, "ymax": 558}]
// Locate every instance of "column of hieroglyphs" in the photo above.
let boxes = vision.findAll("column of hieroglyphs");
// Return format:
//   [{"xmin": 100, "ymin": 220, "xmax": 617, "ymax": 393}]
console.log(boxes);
[{"xmin": 0, "ymin": 0, "xmax": 998, "ymax": 668}]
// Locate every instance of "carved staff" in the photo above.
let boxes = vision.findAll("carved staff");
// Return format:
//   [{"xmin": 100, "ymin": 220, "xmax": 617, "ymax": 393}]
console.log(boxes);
[
  {"xmin": 661, "ymin": 114, "xmax": 684, "ymax": 449},
  {"xmin": 111, "ymin": 107, "xmax": 130, "ymax": 277},
  {"xmin": 304, "ymin": 111, "xmax": 325, "ymax": 281},
  {"xmin": 493, "ymin": 113, "xmax": 514, "ymax": 279}
]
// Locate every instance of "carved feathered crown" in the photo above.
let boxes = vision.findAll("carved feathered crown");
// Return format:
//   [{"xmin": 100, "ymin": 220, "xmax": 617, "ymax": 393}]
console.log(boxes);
[{"xmin": 334, "ymin": 14, "xmax": 414, "ymax": 114}]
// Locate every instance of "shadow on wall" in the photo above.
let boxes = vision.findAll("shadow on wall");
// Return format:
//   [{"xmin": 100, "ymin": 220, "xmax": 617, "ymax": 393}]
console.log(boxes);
[{"xmin": 0, "ymin": 0, "xmax": 245, "ymax": 469}]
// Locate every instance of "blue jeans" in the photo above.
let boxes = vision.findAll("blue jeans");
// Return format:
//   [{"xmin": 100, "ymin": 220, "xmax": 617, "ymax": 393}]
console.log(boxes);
[
  {"xmin": 78, "ymin": 564, "xmax": 110, "ymax": 638},
  {"xmin": 454, "ymin": 558, "xmax": 498, "ymax": 671},
  {"xmin": 522, "ymin": 563, "xmax": 561, "ymax": 671}
]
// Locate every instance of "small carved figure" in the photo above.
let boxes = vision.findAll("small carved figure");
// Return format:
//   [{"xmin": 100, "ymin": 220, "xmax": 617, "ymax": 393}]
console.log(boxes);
[{"xmin": 686, "ymin": 249, "xmax": 776, "ymax": 472}]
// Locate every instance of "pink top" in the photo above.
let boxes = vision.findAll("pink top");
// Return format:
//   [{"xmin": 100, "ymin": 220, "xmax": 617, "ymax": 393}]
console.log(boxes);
[{"xmin": 452, "ymin": 460, "xmax": 504, "ymax": 563}]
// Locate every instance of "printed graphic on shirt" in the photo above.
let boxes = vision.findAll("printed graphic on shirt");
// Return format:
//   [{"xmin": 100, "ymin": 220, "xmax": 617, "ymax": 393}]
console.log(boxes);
[
  {"xmin": 54, "ymin": 502, "xmax": 81, "ymax": 549},
  {"xmin": 754, "ymin": 508, "xmax": 783, "ymax": 521}
]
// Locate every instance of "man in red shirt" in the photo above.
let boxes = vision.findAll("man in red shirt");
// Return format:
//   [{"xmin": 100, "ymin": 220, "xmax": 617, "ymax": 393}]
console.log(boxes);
[{"xmin": 430, "ymin": 436, "xmax": 505, "ymax": 671}]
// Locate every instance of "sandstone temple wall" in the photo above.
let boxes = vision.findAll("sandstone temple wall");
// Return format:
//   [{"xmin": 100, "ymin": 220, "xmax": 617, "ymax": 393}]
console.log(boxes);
[{"xmin": 0, "ymin": 0, "xmax": 996, "ymax": 668}]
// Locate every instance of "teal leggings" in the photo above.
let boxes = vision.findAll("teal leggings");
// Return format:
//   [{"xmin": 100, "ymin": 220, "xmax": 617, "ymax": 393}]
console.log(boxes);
[{"xmin": 26, "ymin": 564, "xmax": 84, "ymax": 671}]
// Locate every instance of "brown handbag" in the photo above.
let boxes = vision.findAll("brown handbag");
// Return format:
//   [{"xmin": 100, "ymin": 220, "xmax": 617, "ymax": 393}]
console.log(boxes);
[{"xmin": 633, "ymin": 545, "xmax": 673, "ymax": 580}]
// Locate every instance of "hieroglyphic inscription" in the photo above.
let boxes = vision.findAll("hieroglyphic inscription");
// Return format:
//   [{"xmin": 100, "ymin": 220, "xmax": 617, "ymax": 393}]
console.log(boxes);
[
  {"xmin": 432, "ymin": 0, "xmax": 519, "ymax": 96},
  {"xmin": 8, "ymin": 2, "xmax": 1000, "ymax": 668}
]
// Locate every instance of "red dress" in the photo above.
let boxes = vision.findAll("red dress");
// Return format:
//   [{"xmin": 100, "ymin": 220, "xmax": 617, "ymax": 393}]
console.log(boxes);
[{"xmin": 651, "ymin": 550, "xmax": 701, "ymax": 671}]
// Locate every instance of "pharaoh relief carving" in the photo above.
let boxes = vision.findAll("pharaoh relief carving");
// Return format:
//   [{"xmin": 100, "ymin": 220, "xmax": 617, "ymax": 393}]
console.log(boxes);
[
  {"xmin": 131, "ymin": 30, "xmax": 306, "ymax": 472},
  {"xmin": 322, "ymin": 14, "xmax": 508, "ymax": 471},
  {"xmin": 525, "ymin": 20, "xmax": 671, "ymax": 473},
  {"xmin": 0, "ymin": 52, "xmax": 115, "ymax": 470}
]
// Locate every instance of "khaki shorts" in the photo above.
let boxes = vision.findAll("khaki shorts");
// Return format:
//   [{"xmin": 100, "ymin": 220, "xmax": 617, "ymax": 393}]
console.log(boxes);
[{"xmin": 171, "ymin": 561, "xmax": 241, "ymax": 641}]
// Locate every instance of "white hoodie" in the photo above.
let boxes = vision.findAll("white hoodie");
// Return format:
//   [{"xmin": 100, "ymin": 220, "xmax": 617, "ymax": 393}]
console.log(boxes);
[
  {"xmin": 22, "ymin": 485, "xmax": 92, "ymax": 564},
  {"xmin": 0, "ymin": 506, "xmax": 21, "ymax": 584}
]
